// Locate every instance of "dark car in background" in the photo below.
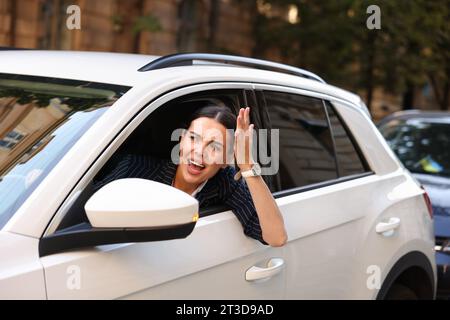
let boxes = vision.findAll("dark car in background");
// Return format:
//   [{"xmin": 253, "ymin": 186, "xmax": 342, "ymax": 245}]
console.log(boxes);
[{"xmin": 378, "ymin": 110, "xmax": 450, "ymax": 298}]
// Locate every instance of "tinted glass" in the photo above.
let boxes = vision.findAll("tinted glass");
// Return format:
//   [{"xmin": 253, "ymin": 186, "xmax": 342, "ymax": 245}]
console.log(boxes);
[
  {"xmin": 264, "ymin": 91, "xmax": 337, "ymax": 190},
  {"xmin": 326, "ymin": 103, "xmax": 367, "ymax": 176}
]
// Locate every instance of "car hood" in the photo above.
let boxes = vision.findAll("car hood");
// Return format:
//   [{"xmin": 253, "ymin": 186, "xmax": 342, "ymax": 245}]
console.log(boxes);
[{"xmin": 412, "ymin": 173, "xmax": 450, "ymax": 238}]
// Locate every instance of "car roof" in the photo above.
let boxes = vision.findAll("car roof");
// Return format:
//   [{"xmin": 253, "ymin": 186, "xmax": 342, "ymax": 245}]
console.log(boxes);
[
  {"xmin": 0, "ymin": 50, "xmax": 366, "ymax": 111},
  {"xmin": 0, "ymin": 50, "xmax": 157, "ymax": 85},
  {"xmin": 378, "ymin": 110, "xmax": 450, "ymax": 127}
]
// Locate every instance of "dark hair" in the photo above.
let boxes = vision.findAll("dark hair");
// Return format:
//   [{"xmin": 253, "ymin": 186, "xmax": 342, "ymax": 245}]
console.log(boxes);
[{"xmin": 186, "ymin": 105, "xmax": 236, "ymax": 130}]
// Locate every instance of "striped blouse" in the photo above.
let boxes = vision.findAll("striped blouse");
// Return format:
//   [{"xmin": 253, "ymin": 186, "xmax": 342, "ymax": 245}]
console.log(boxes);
[{"xmin": 93, "ymin": 154, "xmax": 267, "ymax": 245}]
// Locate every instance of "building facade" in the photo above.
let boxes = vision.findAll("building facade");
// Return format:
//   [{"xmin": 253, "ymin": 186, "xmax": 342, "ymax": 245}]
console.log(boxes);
[
  {"xmin": 0, "ymin": 0, "xmax": 446, "ymax": 120},
  {"xmin": 0, "ymin": 0, "xmax": 257, "ymax": 56}
]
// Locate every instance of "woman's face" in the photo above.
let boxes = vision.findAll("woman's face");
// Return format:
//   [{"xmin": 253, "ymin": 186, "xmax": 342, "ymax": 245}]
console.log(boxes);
[{"xmin": 178, "ymin": 117, "xmax": 232, "ymax": 185}]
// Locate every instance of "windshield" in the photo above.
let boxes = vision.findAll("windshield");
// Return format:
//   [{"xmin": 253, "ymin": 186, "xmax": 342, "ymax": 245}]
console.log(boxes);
[
  {"xmin": 0, "ymin": 73, "xmax": 130, "ymax": 229},
  {"xmin": 379, "ymin": 118, "xmax": 450, "ymax": 178}
]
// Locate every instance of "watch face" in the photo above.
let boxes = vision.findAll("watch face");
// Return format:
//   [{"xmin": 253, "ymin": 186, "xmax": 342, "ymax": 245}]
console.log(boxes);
[{"xmin": 252, "ymin": 164, "xmax": 262, "ymax": 175}]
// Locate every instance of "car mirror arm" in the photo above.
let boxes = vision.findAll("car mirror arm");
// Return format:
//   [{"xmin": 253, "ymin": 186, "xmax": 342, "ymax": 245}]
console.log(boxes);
[{"xmin": 39, "ymin": 221, "xmax": 196, "ymax": 257}]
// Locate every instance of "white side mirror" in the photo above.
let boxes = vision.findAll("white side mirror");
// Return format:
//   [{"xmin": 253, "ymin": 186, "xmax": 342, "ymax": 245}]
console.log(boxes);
[{"xmin": 85, "ymin": 178, "xmax": 199, "ymax": 228}]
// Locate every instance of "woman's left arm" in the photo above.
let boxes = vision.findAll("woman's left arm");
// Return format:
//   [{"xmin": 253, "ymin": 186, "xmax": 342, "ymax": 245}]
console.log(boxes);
[{"xmin": 235, "ymin": 107, "xmax": 287, "ymax": 247}]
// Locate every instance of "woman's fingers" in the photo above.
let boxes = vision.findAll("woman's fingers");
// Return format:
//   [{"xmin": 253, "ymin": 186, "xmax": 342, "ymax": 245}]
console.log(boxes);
[
  {"xmin": 236, "ymin": 108, "xmax": 243, "ymax": 130},
  {"xmin": 237, "ymin": 107, "xmax": 250, "ymax": 129},
  {"xmin": 234, "ymin": 107, "xmax": 255, "ymax": 168},
  {"xmin": 235, "ymin": 107, "xmax": 252, "ymax": 139},
  {"xmin": 244, "ymin": 107, "xmax": 250, "ymax": 127}
]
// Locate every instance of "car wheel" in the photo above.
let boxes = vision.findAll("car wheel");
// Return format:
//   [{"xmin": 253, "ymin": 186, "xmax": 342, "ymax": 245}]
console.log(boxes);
[{"xmin": 385, "ymin": 283, "xmax": 418, "ymax": 300}]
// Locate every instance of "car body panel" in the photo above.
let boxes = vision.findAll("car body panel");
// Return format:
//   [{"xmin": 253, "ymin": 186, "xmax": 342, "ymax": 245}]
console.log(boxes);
[
  {"xmin": 280, "ymin": 169, "xmax": 435, "ymax": 299},
  {"xmin": 0, "ymin": 231, "xmax": 46, "ymax": 299},
  {"xmin": 41, "ymin": 212, "xmax": 285, "ymax": 299}
]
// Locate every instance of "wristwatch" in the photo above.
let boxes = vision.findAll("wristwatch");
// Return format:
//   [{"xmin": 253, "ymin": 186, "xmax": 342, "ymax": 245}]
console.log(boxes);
[
  {"xmin": 234, "ymin": 163, "xmax": 262, "ymax": 180},
  {"xmin": 242, "ymin": 163, "xmax": 262, "ymax": 178}
]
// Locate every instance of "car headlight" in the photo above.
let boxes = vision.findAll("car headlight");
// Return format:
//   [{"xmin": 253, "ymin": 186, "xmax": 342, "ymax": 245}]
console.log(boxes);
[{"xmin": 435, "ymin": 237, "xmax": 450, "ymax": 253}]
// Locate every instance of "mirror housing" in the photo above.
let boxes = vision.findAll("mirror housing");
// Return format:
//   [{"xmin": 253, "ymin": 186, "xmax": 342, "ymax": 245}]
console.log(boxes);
[
  {"xmin": 85, "ymin": 178, "xmax": 199, "ymax": 228},
  {"xmin": 39, "ymin": 179, "xmax": 199, "ymax": 257}
]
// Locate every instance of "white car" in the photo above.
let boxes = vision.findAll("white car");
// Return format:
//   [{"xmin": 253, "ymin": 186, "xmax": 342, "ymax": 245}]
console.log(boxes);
[{"xmin": 0, "ymin": 50, "xmax": 436, "ymax": 299}]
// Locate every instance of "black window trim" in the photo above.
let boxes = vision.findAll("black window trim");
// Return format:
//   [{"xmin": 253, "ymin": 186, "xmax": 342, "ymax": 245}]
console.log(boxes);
[
  {"xmin": 322, "ymin": 100, "xmax": 341, "ymax": 176},
  {"xmin": 200, "ymin": 170, "xmax": 374, "ymax": 216},
  {"xmin": 272, "ymin": 171, "xmax": 374, "ymax": 199}
]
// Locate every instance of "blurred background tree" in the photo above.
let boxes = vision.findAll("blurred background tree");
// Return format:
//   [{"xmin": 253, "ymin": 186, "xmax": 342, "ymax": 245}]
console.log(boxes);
[
  {"xmin": 254, "ymin": 0, "xmax": 449, "ymax": 111},
  {"xmin": 0, "ymin": 0, "xmax": 448, "ymax": 116}
]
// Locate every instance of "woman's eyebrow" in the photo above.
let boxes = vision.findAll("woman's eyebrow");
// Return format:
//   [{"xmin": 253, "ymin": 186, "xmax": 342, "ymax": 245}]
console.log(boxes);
[
  {"xmin": 189, "ymin": 131, "xmax": 201, "ymax": 138},
  {"xmin": 209, "ymin": 140, "xmax": 223, "ymax": 148},
  {"xmin": 189, "ymin": 130, "xmax": 223, "ymax": 147}
]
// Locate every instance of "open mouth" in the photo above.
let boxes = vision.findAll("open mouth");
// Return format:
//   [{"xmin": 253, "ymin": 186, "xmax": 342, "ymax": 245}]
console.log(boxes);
[{"xmin": 187, "ymin": 159, "xmax": 206, "ymax": 175}]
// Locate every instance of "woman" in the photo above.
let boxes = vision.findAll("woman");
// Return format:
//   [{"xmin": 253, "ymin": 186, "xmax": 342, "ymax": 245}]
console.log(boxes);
[{"xmin": 94, "ymin": 105, "xmax": 287, "ymax": 247}]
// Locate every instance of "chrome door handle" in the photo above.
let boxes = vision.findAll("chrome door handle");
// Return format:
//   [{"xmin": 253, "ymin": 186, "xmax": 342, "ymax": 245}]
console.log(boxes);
[
  {"xmin": 245, "ymin": 258, "xmax": 285, "ymax": 281},
  {"xmin": 376, "ymin": 217, "xmax": 401, "ymax": 237}
]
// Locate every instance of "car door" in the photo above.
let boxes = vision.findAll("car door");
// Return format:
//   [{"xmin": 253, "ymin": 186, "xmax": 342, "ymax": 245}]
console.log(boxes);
[
  {"xmin": 39, "ymin": 85, "xmax": 286, "ymax": 299},
  {"xmin": 257, "ymin": 86, "xmax": 376, "ymax": 299}
]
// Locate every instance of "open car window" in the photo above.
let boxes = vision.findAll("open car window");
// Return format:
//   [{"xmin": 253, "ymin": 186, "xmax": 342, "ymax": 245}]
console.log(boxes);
[{"xmin": 55, "ymin": 89, "xmax": 255, "ymax": 232}]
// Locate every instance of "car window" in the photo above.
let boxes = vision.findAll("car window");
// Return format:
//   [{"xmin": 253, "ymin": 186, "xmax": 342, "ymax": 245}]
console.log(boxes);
[
  {"xmin": 263, "ymin": 91, "xmax": 338, "ymax": 191},
  {"xmin": 379, "ymin": 118, "xmax": 450, "ymax": 178},
  {"xmin": 0, "ymin": 73, "xmax": 130, "ymax": 229},
  {"xmin": 54, "ymin": 89, "xmax": 251, "ymax": 232},
  {"xmin": 325, "ymin": 102, "xmax": 368, "ymax": 177}
]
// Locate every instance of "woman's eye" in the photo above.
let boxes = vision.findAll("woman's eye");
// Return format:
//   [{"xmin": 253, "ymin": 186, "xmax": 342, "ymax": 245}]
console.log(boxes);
[
  {"xmin": 205, "ymin": 144, "xmax": 215, "ymax": 152},
  {"xmin": 211, "ymin": 144, "xmax": 222, "ymax": 152}
]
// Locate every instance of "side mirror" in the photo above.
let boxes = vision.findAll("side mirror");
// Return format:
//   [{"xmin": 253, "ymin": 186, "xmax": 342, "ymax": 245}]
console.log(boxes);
[
  {"xmin": 39, "ymin": 179, "xmax": 199, "ymax": 257},
  {"xmin": 85, "ymin": 178, "xmax": 199, "ymax": 228}
]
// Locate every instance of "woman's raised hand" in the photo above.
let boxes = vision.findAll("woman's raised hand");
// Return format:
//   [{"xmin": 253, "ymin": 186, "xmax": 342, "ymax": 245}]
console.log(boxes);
[{"xmin": 234, "ymin": 107, "xmax": 255, "ymax": 171}]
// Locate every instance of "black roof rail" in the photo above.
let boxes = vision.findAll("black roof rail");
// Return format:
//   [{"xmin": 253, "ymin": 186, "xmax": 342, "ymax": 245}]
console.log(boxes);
[{"xmin": 138, "ymin": 53, "xmax": 325, "ymax": 83}]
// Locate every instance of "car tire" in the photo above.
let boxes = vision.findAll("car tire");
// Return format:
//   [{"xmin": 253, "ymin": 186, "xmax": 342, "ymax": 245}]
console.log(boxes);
[{"xmin": 385, "ymin": 283, "xmax": 418, "ymax": 300}]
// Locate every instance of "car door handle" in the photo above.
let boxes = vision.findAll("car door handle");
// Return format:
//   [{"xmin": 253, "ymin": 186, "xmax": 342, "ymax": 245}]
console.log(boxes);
[
  {"xmin": 245, "ymin": 258, "xmax": 285, "ymax": 281},
  {"xmin": 376, "ymin": 217, "xmax": 401, "ymax": 237}
]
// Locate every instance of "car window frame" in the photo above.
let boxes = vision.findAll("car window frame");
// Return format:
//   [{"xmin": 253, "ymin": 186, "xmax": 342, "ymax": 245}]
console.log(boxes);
[
  {"xmin": 253, "ymin": 83, "xmax": 373, "ymax": 199},
  {"xmin": 43, "ymin": 82, "xmax": 258, "ymax": 237}
]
